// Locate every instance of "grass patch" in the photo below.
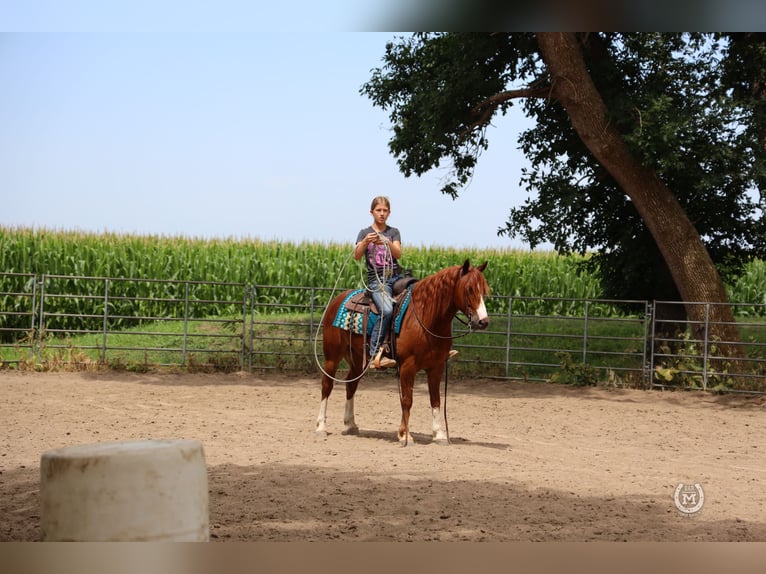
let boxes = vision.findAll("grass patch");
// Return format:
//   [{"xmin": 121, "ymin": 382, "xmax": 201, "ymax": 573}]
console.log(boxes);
[{"xmin": 3, "ymin": 309, "xmax": 766, "ymax": 392}]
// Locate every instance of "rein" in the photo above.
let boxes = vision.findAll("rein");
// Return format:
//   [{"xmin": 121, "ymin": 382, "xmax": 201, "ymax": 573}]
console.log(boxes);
[{"xmin": 408, "ymin": 284, "xmax": 476, "ymax": 342}]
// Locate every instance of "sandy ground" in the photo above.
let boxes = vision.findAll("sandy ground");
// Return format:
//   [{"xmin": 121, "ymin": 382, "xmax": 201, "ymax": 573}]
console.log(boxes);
[{"xmin": 1, "ymin": 369, "xmax": 765, "ymax": 542}]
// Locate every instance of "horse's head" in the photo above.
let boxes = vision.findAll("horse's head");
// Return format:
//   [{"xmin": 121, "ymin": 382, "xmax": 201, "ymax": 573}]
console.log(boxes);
[{"xmin": 457, "ymin": 260, "xmax": 490, "ymax": 330}]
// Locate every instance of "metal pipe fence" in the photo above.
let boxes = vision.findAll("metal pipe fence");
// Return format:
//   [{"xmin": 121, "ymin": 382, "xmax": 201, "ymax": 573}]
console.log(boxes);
[
  {"xmin": 453, "ymin": 296, "xmax": 650, "ymax": 384},
  {"xmin": 2, "ymin": 274, "xmax": 247, "ymax": 370},
  {"xmin": 1, "ymin": 273, "xmax": 764, "ymax": 392},
  {"xmin": 0, "ymin": 273, "xmax": 37, "ymax": 366},
  {"xmin": 650, "ymin": 300, "xmax": 766, "ymax": 392}
]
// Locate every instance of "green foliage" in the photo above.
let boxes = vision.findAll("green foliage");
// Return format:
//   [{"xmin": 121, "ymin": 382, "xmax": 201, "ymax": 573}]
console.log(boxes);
[
  {"xmin": 516, "ymin": 33, "xmax": 766, "ymax": 293},
  {"xmin": 362, "ymin": 33, "xmax": 538, "ymax": 197},
  {"xmin": 3, "ymin": 226, "xmax": 765, "ymax": 385},
  {"xmin": 549, "ymin": 352, "xmax": 600, "ymax": 386},
  {"xmin": 727, "ymin": 259, "xmax": 766, "ymax": 314},
  {"xmin": 652, "ymin": 332, "xmax": 721, "ymax": 390},
  {"xmin": 0, "ymin": 226, "xmax": 602, "ymax": 336},
  {"xmin": 651, "ymin": 330, "xmax": 766, "ymax": 391},
  {"xmin": 361, "ymin": 32, "xmax": 766, "ymax": 305},
  {"xmin": 1, "ymin": 225, "xmax": 762, "ymax": 313},
  {"xmin": 0, "ymin": 225, "xmax": 601, "ymax": 295}
]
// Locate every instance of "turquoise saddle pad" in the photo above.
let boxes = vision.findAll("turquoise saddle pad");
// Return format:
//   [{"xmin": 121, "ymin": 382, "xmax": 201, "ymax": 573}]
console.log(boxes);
[{"xmin": 331, "ymin": 289, "xmax": 412, "ymax": 336}]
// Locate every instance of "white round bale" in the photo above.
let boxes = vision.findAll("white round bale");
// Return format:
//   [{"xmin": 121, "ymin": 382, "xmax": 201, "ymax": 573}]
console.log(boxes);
[{"xmin": 40, "ymin": 439, "xmax": 209, "ymax": 541}]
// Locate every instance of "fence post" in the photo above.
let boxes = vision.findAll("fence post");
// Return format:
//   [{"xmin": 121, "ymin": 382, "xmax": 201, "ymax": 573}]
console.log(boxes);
[
  {"xmin": 505, "ymin": 296, "xmax": 513, "ymax": 378},
  {"xmin": 248, "ymin": 285, "xmax": 255, "ymax": 373},
  {"xmin": 29, "ymin": 275, "xmax": 39, "ymax": 365},
  {"xmin": 309, "ymin": 287, "xmax": 316, "ymax": 363},
  {"xmin": 182, "ymin": 282, "xmax": 190, "ymax": 366},
  {"xmin": 101, "ymin": 278, "xmax": 109, "ymax": 363},
  {"xmin": 648, "ymin": 301, "xmax": 657, "ymax": 388},
  {"xmin": 30, "ymin": 275, "xmax": 39, "ymax": 334},
  {"xmin": 240, "ymin": 284, "xmax": 248, "ymax": 372},
  {"xmin": 643, "ymin": 301, "xmax": 652, "ymax": 388},
  {"xmin": 583, "ymin": 300, "xmax": 590, "ymax": 365},
  {"xmin": 702, "ymin": 302, "xmax": 711, "ymax": 391},
  {"xmin": 36, "ymin": 275, "xmax": 46, "ymax": 365}
]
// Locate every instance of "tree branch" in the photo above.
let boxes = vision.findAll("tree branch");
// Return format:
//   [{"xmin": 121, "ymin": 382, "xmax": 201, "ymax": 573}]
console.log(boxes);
[{"xmin": 461, "ymin": 86, "xmax": 550, "ymax": 137}]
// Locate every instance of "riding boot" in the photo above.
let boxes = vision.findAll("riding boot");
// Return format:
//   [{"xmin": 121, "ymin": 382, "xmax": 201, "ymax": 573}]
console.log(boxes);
[
  {"xmin": 372, "ymin": 348, "xmax": 397, "ymax": 369},
  {"xmin": 370, "ymin": 342, "xmax": 396, "ymax": 369}
]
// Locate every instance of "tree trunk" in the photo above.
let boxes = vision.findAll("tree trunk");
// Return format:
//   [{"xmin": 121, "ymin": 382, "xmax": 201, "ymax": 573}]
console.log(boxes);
[{"xmin": 535, "ymin": 32, "xmax": 744, "ymax": 358}]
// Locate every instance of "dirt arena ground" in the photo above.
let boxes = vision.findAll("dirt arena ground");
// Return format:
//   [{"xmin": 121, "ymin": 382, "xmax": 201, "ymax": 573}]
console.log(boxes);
[{"xmin": 1, "ymin": 369, "xmax": 765, "ymax": 542}]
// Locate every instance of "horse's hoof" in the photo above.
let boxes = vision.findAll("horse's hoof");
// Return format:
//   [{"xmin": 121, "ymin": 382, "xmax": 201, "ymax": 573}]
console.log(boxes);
[
  {"xmin": 341, "ymin": 426, "xmax": 359, "ymax": 436},
  {"xmin": 315, "ymin": 429, "xmax": 328, "ymax": 439},
  {"xmin": 398, "ymin": 434, "xmax": 414, "ymax": 446},
  {"xmin": 432, "ymin": 437, "xmax": 450, "ymax": 446}
]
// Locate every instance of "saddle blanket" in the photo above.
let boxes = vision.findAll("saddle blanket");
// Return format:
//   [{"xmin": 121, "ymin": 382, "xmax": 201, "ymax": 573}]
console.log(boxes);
[{"xmin": 331, "ymin": 289, "xmax": 412, "ymax": 336}]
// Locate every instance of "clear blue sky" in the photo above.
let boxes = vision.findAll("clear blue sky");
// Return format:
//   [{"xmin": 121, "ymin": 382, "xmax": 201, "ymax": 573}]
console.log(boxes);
[
  {"xmin": 1, "ymin": 4, "xmax": 761, "ymax": 250},
  {"xmin": 1, "ymin": 30, "xmax": 535, "ymax": 250}
]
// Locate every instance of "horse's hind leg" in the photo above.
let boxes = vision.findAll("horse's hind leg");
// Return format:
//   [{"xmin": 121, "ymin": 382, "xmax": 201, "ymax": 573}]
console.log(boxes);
[
  {"xmin": 317, "ymin": 329, "xmax": 364, "ymax": 437},
  {"xmin": 314, "ymin": 345, "xmax": 343, "ymax": 437},
  {"xmin": 315, "ymin": 365, "xmax": 336, "ymax": 437}
]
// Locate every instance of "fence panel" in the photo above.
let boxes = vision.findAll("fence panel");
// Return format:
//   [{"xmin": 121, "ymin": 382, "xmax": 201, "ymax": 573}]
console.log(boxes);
[
  {"xmin": 423, "ymin": 296, "xmax": 650, "ymax": 386},
  {"xmin": 32, "ymin": 274, "xmax": 248, "ymax": 370},
  {"xmin": 2, "ymin": 273, "xmax": 765, "ymax": 392},
  {"xmin": 650, "ymin": 300, "xmax": 766, "ymax": 392},
  {"xmin": 247, "ymin": 284, "xmax": 333, "ymax": 372},
  {"xmin": 0, "ymin": 273, "xmax": 38, "ymax": 366}
]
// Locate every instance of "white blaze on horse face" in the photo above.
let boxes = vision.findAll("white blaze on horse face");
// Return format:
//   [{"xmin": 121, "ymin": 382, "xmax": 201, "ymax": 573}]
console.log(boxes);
[{"xmin": 474, "ymin": 296, "xmax": 488, "ymax": 323}]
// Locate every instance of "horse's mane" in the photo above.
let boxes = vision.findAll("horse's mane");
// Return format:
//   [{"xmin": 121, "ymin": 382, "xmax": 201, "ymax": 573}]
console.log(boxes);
[{"xmin": 412, "ymin": 263, "xmax": 489, "ymax": 326}]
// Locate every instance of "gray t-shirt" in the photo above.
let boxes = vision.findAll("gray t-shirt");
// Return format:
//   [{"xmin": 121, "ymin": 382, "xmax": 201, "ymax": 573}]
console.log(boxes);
[{"xmin": 356, "ymin": 225, "xmax": 401, "ymax": 282}]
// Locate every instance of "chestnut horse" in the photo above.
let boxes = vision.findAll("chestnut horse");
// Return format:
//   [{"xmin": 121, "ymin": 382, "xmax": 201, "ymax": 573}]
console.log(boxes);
[{"xmin": 315, "ymin": 260, "xmax": 490, "ymax": 445}]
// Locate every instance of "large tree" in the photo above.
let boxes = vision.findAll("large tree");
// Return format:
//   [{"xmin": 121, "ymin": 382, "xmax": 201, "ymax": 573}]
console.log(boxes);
[{"xmin": 362, "ymin": 32, "xmax": 766, "ymax": 356}]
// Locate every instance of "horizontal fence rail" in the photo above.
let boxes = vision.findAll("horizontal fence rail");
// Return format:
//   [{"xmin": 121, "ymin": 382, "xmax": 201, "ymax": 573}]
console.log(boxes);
[{"xmin": 1, "ymin": 273, "xmax": 764, "ymax": 392}]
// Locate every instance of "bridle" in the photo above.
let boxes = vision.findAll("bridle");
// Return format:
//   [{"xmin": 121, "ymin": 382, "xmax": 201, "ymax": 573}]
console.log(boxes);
[{"xmin": 408, "ymin": 284, "xmax": 482, "ymax": 341}]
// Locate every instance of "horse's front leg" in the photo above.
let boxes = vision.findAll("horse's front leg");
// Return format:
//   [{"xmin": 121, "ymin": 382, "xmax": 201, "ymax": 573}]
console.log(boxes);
[{"xmin": 426, "ymin": 366, "xmax": 448, "ymax": 444}]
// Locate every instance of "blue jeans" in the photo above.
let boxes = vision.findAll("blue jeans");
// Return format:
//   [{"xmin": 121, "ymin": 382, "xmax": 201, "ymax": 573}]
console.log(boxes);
[{"xmin": 368, "ymin": 275, "xmax": 400, "ymax": 357}]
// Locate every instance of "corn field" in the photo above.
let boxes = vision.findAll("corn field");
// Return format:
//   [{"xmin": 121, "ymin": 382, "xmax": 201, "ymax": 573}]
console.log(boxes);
[{"xmin": 1, "ymin": 226, "xmax": 764, "ymax": 332}]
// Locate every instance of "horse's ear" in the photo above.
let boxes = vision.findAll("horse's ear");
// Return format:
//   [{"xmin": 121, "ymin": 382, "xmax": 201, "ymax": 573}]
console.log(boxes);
[
  {"xmin": 461, "ymin": 259, "xmax": 471, "ymax": 275},
  {"xmin": 477, "ymin": 261, "xmax": 488, "ymax": 273}
]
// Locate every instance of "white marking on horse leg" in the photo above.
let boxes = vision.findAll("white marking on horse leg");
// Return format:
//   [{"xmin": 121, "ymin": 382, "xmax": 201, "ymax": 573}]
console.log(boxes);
[
  {"xmin": 315, "ymin": 397, "xmax": 329, "ymax": 436},
  {"xmin": 342, "ymin": 397, "xmax": 359, "ymax": 435},
  {"xmin": 431, "ymin": 406, "xmax": 449, "ymax": 444}
]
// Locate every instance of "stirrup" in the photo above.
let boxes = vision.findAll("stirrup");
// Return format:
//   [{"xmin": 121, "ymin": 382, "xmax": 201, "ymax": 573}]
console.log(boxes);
[{"xmin": 370, "ymin": 348, "xmax": 397, "ymax": 369}]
